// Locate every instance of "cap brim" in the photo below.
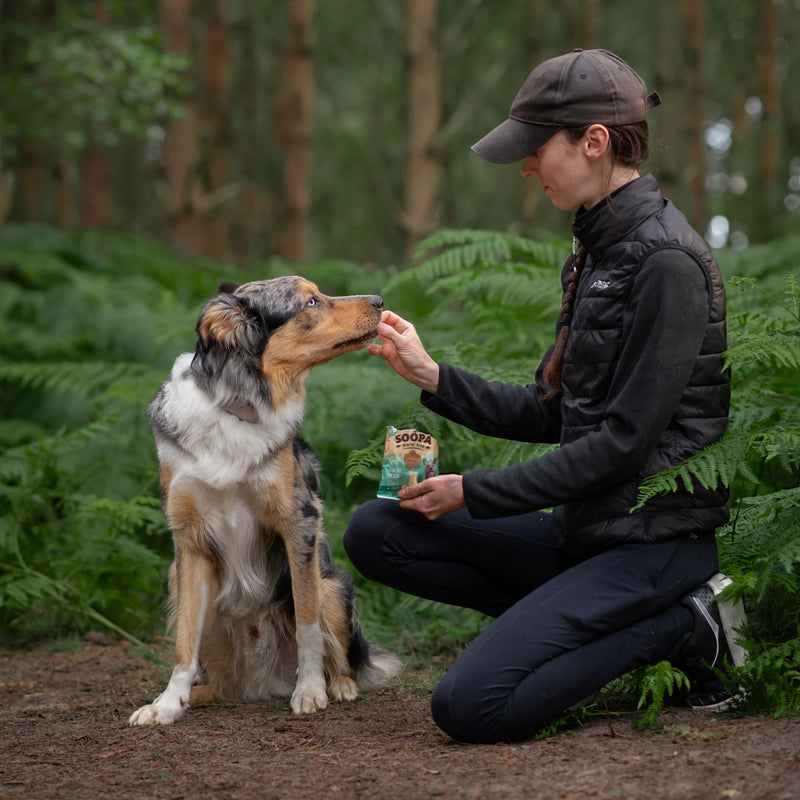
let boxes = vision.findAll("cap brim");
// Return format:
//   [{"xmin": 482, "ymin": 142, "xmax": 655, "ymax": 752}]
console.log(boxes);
[{"xmin": 471, "ymin": 118, "xmax": 561, "ymax": 164}]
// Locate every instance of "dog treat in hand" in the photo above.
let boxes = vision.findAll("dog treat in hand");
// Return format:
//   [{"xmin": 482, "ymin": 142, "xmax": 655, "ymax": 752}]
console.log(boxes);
[{"xmin": 377, "ymin": 426, "xmax": 439, "ymax": 499}]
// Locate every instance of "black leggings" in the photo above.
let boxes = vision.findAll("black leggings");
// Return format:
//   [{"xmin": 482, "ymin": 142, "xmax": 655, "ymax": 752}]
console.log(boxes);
[{"xmin": 344, "ymin": 499, "xmax": 719, "ymax": 743}]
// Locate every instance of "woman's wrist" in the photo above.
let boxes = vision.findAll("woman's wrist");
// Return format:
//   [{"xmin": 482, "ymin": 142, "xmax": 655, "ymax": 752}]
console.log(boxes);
[{"xmin": 417, "ymin": 361, "xmax": 440, "ymax": 394}]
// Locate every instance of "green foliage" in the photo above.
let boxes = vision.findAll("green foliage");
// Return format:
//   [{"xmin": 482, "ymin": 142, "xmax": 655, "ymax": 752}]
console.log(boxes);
[
  {"xmin": 0, "ymin": 225, "xmax": 247, "ymax": 641},
  {"xmin": 622, "ymin": 661, "xmax": 692, "ymax": 730},
  {"xmin": 1, "ymin": 9, "xmax": 188, "ymax": 159},
  {"xmin": 2, "ymin": 223, "xmax": 799, "ymax": 727},
  {"xmin": 351, "ymin": 228, "xmax": 800, "ymax": 724},
  {"xmin": 629, "ymin": 249, "xmax": 800, "ymax": 719},
  {"xmin": 346, "ymin": 228, "xmax": 565, "ymax": 491}
]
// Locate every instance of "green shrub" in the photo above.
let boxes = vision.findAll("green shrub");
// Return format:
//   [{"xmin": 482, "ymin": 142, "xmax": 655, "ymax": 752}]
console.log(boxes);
[{"xmin": 1, "ymin": 223, "xmax": 797, "ymax": 723}]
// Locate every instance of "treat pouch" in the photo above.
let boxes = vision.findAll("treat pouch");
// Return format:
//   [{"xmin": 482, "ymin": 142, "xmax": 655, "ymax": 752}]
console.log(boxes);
[{"xmin": 377, "ymin": 426, "xmax": 439, "ymax": 500}]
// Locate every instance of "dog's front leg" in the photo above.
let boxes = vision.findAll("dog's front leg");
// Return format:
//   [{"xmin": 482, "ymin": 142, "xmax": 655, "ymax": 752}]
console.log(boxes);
[
  {"xmin": 284, "ymin": 528, "xmax": 328, "ymax": 714},
  {"xmin": 129, "ymin": 547, "xmax": 216, "ymax": 726}
]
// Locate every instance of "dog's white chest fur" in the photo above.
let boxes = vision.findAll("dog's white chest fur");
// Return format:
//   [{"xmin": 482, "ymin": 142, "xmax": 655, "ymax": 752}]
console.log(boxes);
[{"xmin": 158, "ymin": 353, "xmax": 304, "ymax": 489}]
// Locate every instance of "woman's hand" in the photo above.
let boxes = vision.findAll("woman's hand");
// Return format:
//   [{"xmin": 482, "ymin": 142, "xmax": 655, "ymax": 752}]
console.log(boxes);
[
  {"xmin": 368, "ymin": 310, "xmax": 440, "ymax": 393},
  {"xmin": 397, "ymin": 474, "xmax": 465, "ymax": 520}
]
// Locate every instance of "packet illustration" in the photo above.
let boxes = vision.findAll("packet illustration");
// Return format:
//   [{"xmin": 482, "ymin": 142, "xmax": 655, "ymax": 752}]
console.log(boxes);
[{"xmin": 377, "ymin": 426, "xmax": 439, "ymax": 500}]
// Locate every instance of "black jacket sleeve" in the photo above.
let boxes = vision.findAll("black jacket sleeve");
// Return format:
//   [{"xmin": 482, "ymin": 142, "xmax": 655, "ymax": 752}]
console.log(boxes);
[
  {"xmin": 422, "ymin": 249, "xmax": 710, "ymax": 518},
  {"xmin": 420, "ymin": 345, "xmax": 562, "ymax": 444}
]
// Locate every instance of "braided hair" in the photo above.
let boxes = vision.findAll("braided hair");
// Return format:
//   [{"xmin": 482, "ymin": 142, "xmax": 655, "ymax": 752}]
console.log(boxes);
[
  {"xmin": 542, "ymin": 242, "xmax": 587, "ymax": 400},
  {"xmin": 541, "ymin": 120, "xmax": 650, "ymax": 401}
]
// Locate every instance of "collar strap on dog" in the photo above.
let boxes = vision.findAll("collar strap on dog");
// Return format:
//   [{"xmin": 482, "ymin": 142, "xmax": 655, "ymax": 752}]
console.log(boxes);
[{"xmin": 221, "ymin": 401, "xmax": 259, "ymax": 424}]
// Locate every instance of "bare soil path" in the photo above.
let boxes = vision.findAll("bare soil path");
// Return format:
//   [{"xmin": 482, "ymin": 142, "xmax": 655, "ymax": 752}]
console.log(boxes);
[{"xmin": 1, "ymin": 639, "xmax": 798, "ymax": 799}]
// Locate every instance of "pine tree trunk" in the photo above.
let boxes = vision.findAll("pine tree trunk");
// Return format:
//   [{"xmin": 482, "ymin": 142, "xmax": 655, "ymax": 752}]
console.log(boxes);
[
  {"xmin": 757, "ymin": 0, "xmax": 778, "ymax": 188},
  {"xmin": 655, "ymin": 4, "xmax": 683, "ymax": 206},
  {"xmin": 54, "ymin": 162, "xmax": 76, "ymax": 228},
  {"xmin": 404, "ymin": 0, "xmax": 442, "ymax": 257},
  {"xmin": 682, "ymin": 0, "xmax": 706, "ymax": 233},
  {"xmin": 275, "ymin": 0, "xmax": 315, "ymax": 262},
  {"xmin": 81, "ymin": 148, "xmax": 110, "ymax": 228},
  {"xmin": 200, "ymin": 0, "xmax": 231, "ymax": 259},
  {"xmin": 82, "ymin": 0, "xmax": 111, "ymax": 228},
  {"xmin": 18, "ymin": 143, "xmax": 46, "ymax": 222},
  {"xmin": 159, "ymin": 0, "xmax": 205, "ymax": 254}
]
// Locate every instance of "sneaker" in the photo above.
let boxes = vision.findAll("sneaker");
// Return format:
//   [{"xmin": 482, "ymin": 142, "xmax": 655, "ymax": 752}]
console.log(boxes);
[{"xmin": 674, "ymin": 572, "xmax": 748, "ymax": 710}]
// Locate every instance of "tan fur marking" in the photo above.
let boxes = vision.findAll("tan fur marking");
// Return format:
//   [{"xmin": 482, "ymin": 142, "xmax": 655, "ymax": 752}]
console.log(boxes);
[
  {"xmin": 172, "ymin": 548, "xmax": 218, "ymax": 666},
  {"xmin": 159, "ymin": 464, "xmax": 173, "ymax": 499},
  {"xmin": 162, "ymin": 490, "xmax": 218, "ymax": 667},
  {"xmin": 197, "ymin": 301, "xmax": 245, "ymax": 346},
  {"xmin": 290, "ymin": 535, "xmax": 322, "ymax": 626},
  {"xmin": 189, "ymin": 684, "xmax": 218, "ymax": 706},
  {"xmin": 166, "ymin": 491, "xmax": 204, "ymax": 547},
  {"xmin": 262, "ymin": 448, "xmax": 296, "ymax": 523},
  {"xmin": 261, "ymin": 295, "xmax": 379, "ymax": 407},
  {"xmin": 319, "ymin": 578, "xmax": 352, "ymax": 677}
]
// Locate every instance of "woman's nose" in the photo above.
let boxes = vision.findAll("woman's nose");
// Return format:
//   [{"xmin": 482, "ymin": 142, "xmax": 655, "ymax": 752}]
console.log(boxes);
[{"xmin": 520, "ymin": 154, "xmax": 537, "ymax": 177}]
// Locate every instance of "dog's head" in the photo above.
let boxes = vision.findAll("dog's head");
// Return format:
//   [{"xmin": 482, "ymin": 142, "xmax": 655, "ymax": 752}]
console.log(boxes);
[{"xmin": 193, "ymin": 276, "xmax": 383, "ymax": 413}]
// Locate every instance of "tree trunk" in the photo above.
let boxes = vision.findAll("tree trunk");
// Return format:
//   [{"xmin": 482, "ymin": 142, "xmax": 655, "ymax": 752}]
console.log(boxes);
[
  {"xmin": 682, "ymin": 0, "xmax": 706, "ymax": 234},
  {"xmin": 17, "ymin": 143, "xmax": 46, "ymax": 222},
  {"xmin": 82, "ymin": 0, "xmax": 111, "ymax": 228},
  {"xmin": 404, "ymin": 0, "xmax": 442, "ymax": 257},
  {"xmin": 275, "ymin": 0, "xmax": 315, "ymax": 262},
  {"xmin": 81, "ymin": 148, "xmax": 110, "ymax": 228},
  {"xmin": 199, "ymin": 0, "xmax": 231, "ymax": 259},
  {"xmin": 54, "ymin": 162, "xmax": 76, "ymax": 228},
  {"xmin": 757, "ymin": 0, "xmax": 778, "ymax": 188},
  {"xmin": 159, "ymin": 0, "xmax": 205, "ymax": 254},
  {"xmin": 654, "ymin": 4, "xmax": 684, "ymax": 206}
]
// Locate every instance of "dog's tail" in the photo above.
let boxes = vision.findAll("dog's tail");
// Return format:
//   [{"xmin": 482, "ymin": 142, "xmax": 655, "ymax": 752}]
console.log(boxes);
[{"xmin": 351, "ymin": 632, "xmax": 404, "ymax": 691}]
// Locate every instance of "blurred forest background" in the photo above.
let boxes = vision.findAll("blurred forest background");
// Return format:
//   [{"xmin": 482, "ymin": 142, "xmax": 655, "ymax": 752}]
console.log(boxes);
[
  {"xmin": 1, "ymin": 0, "xmax": 799, "ymax": 721},
  {"xmin": 2, "ymin": 0, "xmax": 800, "ymax": 263}
]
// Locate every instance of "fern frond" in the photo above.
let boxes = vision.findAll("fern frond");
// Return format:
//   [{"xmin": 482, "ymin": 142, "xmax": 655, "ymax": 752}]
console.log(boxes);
[
  {"xmin": 726, "ymin": 332, "xmax": 800, "ymax": 370},
  {"xmin": 76, "ymin": 495, "xmax": 167, "ymax": 537},
  {"xmin": 345, "ymin": 430, "xmax": 387, "ymax": 486},
  {"xmin": 634, "ymin": 430, "xmax": 758, "ymax": 508},
  {"xmin": 392, "ymin": 229, "xmax": 567, "ymax": 291},
  {"xmin": 0, "ymin": 361, "xmax": 158, "ymax": 399}
]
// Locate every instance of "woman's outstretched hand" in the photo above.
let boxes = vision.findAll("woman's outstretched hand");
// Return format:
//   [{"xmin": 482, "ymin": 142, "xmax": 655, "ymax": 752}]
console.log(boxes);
[
  {"xmin": 368, "ymin": 310, "xmax": 440, "ymax": 393},
  {"xmin": 397, "ymin": 474, "xmax": 466, "ymax": 520}
]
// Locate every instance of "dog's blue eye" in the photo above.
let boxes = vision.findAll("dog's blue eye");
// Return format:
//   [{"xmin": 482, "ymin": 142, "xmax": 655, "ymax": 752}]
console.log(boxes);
[{"xmin": 307, "ymin": 297, "xmax": 317, "ymax": 307}]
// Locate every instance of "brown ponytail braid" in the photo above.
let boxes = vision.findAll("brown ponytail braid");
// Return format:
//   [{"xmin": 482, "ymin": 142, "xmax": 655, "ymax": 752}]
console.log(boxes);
[
  {"xmin": 541, "ymin": 120, "xmax": 649, "ymax": 401},
  {"xmin": 542, "ymin": 242, "xmax": 587, "ymax": 400}
]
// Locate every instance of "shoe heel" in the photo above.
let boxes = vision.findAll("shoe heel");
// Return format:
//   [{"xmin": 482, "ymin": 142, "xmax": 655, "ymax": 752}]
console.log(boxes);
[{"xmin": 707, "ymin": 572, "xmax": 748, "ymax": 667}]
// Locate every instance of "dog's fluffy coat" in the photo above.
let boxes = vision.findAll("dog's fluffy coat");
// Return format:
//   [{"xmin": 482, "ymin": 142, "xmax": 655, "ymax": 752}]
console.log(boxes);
[{"xmin": 129, "ymin": 276, "xmax": 401, "ymax": 726}]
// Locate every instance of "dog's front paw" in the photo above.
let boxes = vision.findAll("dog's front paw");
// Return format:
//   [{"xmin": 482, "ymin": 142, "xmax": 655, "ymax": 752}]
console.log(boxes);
[
  {"xmin": 128, "ymin": 700, "xmax": 184, "ymax": 726},
  {"xmin": 328, "ymin": 675, "xmax": 359, "ymax": 703},
  {"xmin": 291, "ymin": 678, "xmax": 329, "ymax": 714}
]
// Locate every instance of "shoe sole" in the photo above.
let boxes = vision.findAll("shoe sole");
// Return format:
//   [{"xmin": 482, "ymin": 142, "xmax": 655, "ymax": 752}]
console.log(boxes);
[{"xmin": 707, "ymin": 572, "xmax": 748, "ymax": 668}]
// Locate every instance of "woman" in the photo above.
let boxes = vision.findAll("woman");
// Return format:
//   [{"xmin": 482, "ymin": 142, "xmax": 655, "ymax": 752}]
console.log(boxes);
[{"xmin": 344, "ymin": 49, "xmax": 742, "ymax": 743}]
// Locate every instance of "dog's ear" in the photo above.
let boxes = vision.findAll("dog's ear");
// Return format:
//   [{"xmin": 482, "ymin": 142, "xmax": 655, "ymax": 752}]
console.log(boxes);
[
  {"xmin": 196, "ymin": 292, "xmax": 263, "ymax": 353},
  {"xmin": 217, "ymin": 281, "xmax": 239, "ymax": 295}
]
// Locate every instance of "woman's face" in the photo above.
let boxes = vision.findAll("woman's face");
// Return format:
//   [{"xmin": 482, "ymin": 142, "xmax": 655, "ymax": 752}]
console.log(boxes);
[{"xmin": 520, "ymin": 130, "xmax": 603, "ymax": 211}]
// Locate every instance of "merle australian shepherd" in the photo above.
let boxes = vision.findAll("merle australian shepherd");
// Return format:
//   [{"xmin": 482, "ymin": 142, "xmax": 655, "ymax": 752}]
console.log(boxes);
[{"xmin": 129, "ymin": 277, "xmax": 401, "ymax": 726}]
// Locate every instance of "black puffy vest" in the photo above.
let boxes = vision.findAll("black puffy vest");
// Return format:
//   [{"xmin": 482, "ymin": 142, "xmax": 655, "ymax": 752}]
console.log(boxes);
[{"xmin": 554, "ymin": 174, "xmax": 730, "ymax": 553}]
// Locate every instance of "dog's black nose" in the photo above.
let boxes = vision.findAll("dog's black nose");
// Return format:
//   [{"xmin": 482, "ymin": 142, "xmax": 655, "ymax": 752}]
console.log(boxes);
[{"xmin": 371, "ymin": 296, "xmax": 383, "ymax": 311}]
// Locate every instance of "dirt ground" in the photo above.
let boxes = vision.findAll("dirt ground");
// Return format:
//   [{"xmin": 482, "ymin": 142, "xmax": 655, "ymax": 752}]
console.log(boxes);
[{"xmin": 0, "ymin": 637, "xmax": 798, "ymax": 800}]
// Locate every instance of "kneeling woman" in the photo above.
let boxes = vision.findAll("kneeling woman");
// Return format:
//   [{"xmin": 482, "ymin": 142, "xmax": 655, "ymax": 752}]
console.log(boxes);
[{"xmin": 345, "ymin": 49, "xmax": 736, "ymax": 743}]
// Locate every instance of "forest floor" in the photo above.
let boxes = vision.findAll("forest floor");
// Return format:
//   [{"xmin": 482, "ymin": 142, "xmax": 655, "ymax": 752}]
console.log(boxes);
[{"xmin": 0, "ymin": 637, "xmax": 798, "ymax": 800}]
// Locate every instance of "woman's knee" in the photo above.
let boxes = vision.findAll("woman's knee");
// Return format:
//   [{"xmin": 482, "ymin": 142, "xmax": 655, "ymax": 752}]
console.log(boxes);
[
  {"xmin": 343, "ymin": 499, "xmax": 396, "ymax": 578},
  {"xmin": 430, "ymin": 668, "xmax": 503, "ymax": 744}
]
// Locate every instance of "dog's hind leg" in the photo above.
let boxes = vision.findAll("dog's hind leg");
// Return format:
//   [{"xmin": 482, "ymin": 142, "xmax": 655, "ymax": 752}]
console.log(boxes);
[
  {"xmin": 130, "ymin": 492, "xmax": 218, "ymax": 726},
  {"xmin": 189, "ymin": 684, "xmax": 218, "ymax": 706}
]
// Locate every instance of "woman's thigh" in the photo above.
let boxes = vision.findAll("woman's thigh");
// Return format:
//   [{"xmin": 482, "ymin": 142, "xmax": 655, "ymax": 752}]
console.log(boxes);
[
  {"xmin": 344, "ymin": 499, "xmax": 565, "ymax": 617},
  {"xmin": 430, "ymin": 533, "xmax": 720, "ymax": 742}
]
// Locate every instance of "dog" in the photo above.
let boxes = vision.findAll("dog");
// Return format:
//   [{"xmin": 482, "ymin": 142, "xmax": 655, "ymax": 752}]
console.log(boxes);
[{"xmin": 129, "ymin": 276, "xmax": 401, "ymax": 726}]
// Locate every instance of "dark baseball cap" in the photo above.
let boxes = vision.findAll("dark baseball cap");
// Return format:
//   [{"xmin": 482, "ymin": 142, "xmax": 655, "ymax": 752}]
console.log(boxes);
[{"xmin": 471, "ymin": 49, "xmax": 662, "ymax": 164}]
